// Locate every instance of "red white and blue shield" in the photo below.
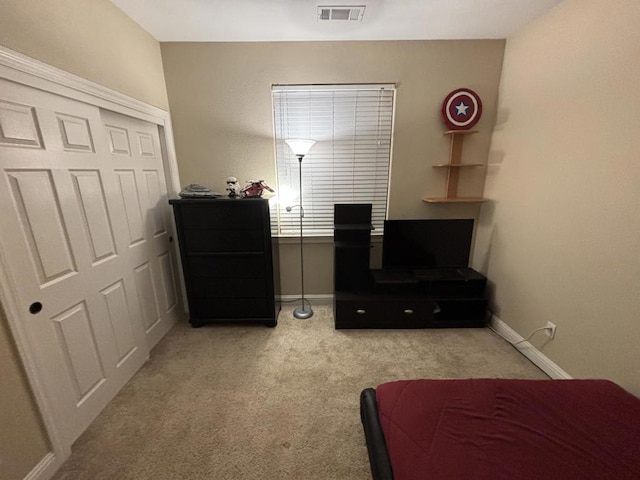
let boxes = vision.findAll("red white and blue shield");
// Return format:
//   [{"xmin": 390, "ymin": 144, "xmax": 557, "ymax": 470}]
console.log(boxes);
[{"xmin": 441, "ymin": 88, "xmax": 483, "ymax": 130}]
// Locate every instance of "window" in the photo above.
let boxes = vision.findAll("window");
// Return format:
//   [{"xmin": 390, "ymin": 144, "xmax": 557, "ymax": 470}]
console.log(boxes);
[{"xmin": 271, "ymin": 84, "xmax": 395, "ymax": 236}]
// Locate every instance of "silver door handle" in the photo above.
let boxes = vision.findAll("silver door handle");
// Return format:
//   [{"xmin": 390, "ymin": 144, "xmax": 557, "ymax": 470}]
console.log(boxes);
[
  {"xmin": 403, "ymin": 309, "xmax": 414, "ymax": 314},
  {"xmin": 356, "ymin": 309, "xmax": 366, "ymax": 314},
  {"xmin": 433, "ymin": 303, "xmax": 441, "ymax": 314}
]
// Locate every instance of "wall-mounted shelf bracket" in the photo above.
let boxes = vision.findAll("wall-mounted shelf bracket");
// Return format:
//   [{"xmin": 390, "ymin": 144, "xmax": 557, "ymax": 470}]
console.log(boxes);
[{"xmin": 423, "ymin": 130, "xmax": 487, "ymax": 203}]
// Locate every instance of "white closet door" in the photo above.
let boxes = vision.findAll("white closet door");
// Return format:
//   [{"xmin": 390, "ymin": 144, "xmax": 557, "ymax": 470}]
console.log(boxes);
[
  {"xmin": 0, "ymin": 78, "xmax": 177, "ymax": 445},
  {"xmin": 100, "ymin": 109, "xmax": 180, "ymax": 349}
]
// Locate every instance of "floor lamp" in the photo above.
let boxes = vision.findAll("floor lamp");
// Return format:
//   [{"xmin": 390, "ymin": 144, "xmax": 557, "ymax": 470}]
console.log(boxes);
[{"xmin": 285, "ymin": 139, "xmax": 315, "ymax": 319}]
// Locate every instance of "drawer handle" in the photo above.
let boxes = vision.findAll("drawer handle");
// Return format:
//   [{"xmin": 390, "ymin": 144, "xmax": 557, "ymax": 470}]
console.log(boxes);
[
  {"xmin": 403, "ymin": 309, "xmax": 414, "ymax": 315},
  {"xmin": 356, "ymin": 309, "xmax": 366, "ymax": 314},
  {"xmin": 434, "ymin": 303, "xmax": 441, "ymax": 314}
]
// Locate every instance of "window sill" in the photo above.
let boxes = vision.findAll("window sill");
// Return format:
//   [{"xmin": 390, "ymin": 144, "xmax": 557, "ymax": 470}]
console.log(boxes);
[
  {"xmin": 274, "ymin": 236, "xmax": 334, "ymax": 245},
  {"xmin": 273, "ymin": 235, "xmax": 383, "ymax": 245}
]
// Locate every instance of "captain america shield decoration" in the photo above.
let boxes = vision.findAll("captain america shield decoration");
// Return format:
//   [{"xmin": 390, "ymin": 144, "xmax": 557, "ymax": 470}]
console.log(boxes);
[{"xmin": 441, "ymin": 88, "xmax": 483, "ymax": 130}]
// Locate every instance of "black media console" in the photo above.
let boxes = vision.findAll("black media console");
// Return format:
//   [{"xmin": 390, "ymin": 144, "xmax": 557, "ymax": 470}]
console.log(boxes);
[{"xmin": 333, "ymin": 204, "xmax": 488, "ymax": 329}]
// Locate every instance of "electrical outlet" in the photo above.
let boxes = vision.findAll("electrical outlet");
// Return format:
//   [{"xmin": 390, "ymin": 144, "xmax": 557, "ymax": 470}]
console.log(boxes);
[{"xmin": 545, "ymin": 321, "xmax": 557, "ymax": 339}]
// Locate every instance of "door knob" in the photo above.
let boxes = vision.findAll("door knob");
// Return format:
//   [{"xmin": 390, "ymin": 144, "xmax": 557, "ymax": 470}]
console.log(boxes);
[{"xmin": 29, "ymin": 302, "xmax": 43, "ymax": 314}]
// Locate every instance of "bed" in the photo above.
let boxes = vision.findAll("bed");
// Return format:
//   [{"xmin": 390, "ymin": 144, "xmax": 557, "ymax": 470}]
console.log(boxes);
[{"xmin": 360, "ymin": 379, "xmax": 640, "ymax": 480}]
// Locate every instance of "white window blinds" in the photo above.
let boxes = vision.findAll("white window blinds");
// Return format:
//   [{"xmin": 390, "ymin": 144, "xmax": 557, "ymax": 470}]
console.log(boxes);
[{"xmin": 272, "ymin": 84, "xmax": 395, "ymax": 236}]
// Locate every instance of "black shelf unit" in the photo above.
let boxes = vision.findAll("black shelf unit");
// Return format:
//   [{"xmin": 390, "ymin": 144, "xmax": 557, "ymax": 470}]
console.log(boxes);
[
  {"xmin": 169, "ymin": 198, "xmax": 278, "ymax": 327},
  {"xmin": 333, "ymin": 204, "xmax": 374, "ymax": 293},
  {"xmin": 333, "ymin": 205, "xmax": 488, "ymax": 329}
]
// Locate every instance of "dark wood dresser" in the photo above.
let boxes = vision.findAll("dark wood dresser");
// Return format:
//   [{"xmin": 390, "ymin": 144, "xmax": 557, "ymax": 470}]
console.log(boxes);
[{"xmin": 169, "ymin": 198, "xmax": 278, "ymax": 327}]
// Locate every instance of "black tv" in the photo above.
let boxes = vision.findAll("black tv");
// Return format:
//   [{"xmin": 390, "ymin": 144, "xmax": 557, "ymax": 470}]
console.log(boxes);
[{"xmin": 382, "ymin": 219, "xmax": 473, "ymax": 269}]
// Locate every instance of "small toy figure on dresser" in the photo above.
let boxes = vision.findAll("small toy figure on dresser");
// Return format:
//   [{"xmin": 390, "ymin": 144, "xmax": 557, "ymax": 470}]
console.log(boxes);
[
  {"xmin": 241, "ymin": 180, "xmax": 274, "ymax": 198},
  {"xmin": 226, "ymin": 176, "xmax": 241, "ymax": 198}
]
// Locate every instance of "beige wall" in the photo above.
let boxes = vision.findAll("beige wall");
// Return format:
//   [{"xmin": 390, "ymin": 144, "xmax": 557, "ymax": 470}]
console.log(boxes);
[
  {"xmin": 0, "ymin": 0, "xmax": 169, "ymax": 110},
  {"xmin": 474, "ymin": 0, "xmax": 640, "ymax": 395},
  {"xmin": 0, "ymin": 308, "xmax": 50, "ymax": 480},
  {"xmin": 0, "ymin": 1, "xmax": 170, "ymax": 477},
  {"xmin": 161, "ymin": 41, "xmax": 505, "ymax": 294}
]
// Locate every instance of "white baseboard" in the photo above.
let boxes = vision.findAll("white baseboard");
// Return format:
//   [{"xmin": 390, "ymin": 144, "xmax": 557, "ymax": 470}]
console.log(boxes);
[
  {"xmin": 489, "ymin": 315, "xmax": 572, "ymax": 380},
  {"xmin": 23, "ymin": 452, "xmax": 59, "ymax": 480}
]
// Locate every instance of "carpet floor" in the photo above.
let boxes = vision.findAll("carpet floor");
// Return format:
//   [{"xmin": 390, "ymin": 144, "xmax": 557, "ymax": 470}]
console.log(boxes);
[{"xmin": 53, "ymin": 304, "xmax": 548, "ymax": 480}]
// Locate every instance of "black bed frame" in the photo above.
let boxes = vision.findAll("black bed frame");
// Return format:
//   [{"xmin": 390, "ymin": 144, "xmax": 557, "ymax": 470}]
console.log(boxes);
[{"xmin": 360, "ymin": 388, "xmax": 394, "ymax": 480}]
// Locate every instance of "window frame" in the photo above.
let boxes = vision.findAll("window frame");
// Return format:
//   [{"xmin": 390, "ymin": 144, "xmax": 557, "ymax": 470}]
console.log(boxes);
[{"xmin": 270, "ymin": 83, "xmax": 396, "ymax": 237}]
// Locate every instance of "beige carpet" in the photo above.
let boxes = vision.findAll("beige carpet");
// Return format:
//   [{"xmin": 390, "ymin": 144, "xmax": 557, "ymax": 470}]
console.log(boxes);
[{"xmin": 53, "ymin": 304, "xmax": 548, "ymax": 480}]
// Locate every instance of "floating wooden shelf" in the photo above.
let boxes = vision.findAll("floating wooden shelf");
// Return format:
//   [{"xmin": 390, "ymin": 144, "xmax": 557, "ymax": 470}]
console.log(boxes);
[
  {"xmin": 423, "ymin": 197, "xmax": 487, "ymax": 203},
  {"xmin": 433, "ymin": 163, "xmax": 485, "ymax": 168},
  {"xmin": 425, "ymin": 129, "xmax": 486, "ymax": 203},
  {"xmin": 444, "ymin": 129, "xmax": 478, "ymax": 135}
]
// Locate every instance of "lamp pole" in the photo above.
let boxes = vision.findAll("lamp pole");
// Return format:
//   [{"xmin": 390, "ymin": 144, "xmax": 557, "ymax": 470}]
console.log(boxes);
[
  {"xmin": 285, "ymin": 139, "xmax": 315, "ymax": 320},
  {"xmin": 293, "ymin": 154, "xmax": 312, "ymax": 319}
]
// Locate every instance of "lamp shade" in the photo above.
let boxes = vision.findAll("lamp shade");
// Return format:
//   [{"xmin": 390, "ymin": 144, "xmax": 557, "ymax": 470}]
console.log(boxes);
[{"xmin": 285, "ymin": 139, "xmax": 315, "ymax": 156}]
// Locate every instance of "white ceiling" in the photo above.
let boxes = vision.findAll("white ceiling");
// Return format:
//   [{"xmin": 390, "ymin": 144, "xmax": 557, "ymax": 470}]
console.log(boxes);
[{"xmin": 110, "ymin": 0, "xmax": 563, "ymax": 42}]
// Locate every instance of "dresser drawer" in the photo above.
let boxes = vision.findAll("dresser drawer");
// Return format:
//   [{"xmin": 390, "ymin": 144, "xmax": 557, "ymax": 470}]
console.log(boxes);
[
  {"xmin": 431, "ymin": 298, "xmax": 488, "ymax": 326},
  {"xmin": 187, "ymin": 255, "xmax": 266, "ymax": 278},
  {"xmin": 335, "ymin": 297, "xmax": 436, "ymax": 328},
  {"xmin": 190, "ymin": 298, "xmax": 272, "ymax": 319},
  {"xmin": 183, "ymin": 229, "xmax": 264, "ymax": 253},
  {"xmin": 190, "ymin": 277, "xmax": 267, "ymax": 298},
  {"xmin": 383, "ymin": 299, "xmax": 434, "ymax": 328},
  {"xmin": 335, "ymin": 299, "xmax": 385, "ymax": 328},
  {"xmin": 180, "ymin": 203, "xmax": 264, "ymax": 229}
]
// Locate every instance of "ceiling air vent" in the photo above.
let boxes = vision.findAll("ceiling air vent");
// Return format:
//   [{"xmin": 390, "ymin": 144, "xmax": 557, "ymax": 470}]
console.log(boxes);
[{"xmin": 318, "ymin": 5, "xmax": 366, "ymax": 22}]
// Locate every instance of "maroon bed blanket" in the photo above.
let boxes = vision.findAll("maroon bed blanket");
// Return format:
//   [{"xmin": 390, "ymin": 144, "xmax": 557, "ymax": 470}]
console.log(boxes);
[{"xmin": 376, "ymin": 379, "xmax": 640, "ymax": 480}]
